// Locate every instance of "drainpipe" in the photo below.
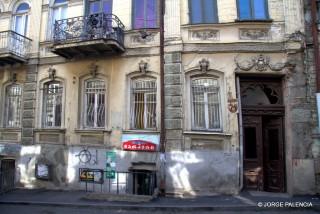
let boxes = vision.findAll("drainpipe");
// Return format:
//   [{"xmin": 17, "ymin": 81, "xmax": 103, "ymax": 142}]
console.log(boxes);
[
  {"xmin": 311, "ymin": 0, "xmax": 320, "ymax": 158},
  {"xmin": 159, "ymin": 0, "xmax": 166, "ymax": 195}
]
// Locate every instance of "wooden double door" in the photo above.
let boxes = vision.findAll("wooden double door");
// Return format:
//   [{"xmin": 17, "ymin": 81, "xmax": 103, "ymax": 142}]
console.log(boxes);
[{"xmin": 243, "ymin": 115, "xmax": 285, "ymax": 192}]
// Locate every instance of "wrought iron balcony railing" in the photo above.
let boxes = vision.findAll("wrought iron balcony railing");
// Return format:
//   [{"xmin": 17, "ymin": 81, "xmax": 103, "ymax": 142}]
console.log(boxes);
[
  {"xmin": 53, "ymin": 13, "xmax": 125, "ymax": 47},
  {"xmin": 0, "ymin": 30, "xmax": 32, "ymax": 59}
]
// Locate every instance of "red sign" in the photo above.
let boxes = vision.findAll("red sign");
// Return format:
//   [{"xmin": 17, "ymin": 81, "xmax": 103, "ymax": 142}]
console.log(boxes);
[{"xmin": 122, "ymin": 140, "xmax": 157, "ymax": 152}]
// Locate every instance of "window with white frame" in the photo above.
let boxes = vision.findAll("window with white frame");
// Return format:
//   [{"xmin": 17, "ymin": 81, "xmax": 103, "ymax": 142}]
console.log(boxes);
[
  {"xmin": 13, "ymin": 2, "xmax": 30, "ymax": 36},
  {"xmin": 191, "ymin": 78, "xmax": 221, "ymax": 131},
  {"xmin": 49, "ymin": 0, "xmax": 68, "ymax": 39},
  {"xmin": 83, "ymin": 79, "xmax": 106, "ymax": 128},
  {"xmin": 5, "ymin": 84, "xmax": 22, "ymax": 128},
  {"xmin": 42, "ymin": 81, "xmax": 63, "ymax": 128},
  {"xmin": 131, "ymin": 78, "xmax": 157, "ymax": 129}
]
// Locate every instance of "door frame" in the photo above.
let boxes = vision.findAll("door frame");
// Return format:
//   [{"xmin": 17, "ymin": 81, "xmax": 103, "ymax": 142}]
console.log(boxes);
[{"xmin": 237, "ymin": 75, "xmax": 286, "ymax": 193}]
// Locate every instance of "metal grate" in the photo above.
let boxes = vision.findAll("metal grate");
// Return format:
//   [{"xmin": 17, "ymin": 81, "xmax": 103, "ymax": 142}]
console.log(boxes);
[
  {"xmin": 131, "ymin": 79, "xmax": 157, "ymax": 129},
  {"xmin": 192, "ymin": 78, "xmax": 221, "ymax": 130},
  {"xmin": 85, "ymin": 79, "xmax": 106, "ymax": 128},
  {"xmin": 5, "ymin": 84, "xmax": 22, "ymax": 128},
  {"xmin": 42, "ymin": 81, "xmax": 63, "ymax": 128}
]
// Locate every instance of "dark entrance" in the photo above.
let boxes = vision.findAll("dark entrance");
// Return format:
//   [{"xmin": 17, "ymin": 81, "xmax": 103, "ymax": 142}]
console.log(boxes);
[
  {"xmin": 132, "ymin": 170, "xmax": 156, "ymax": 195},
  {"xmin": 240, "ymin": 77, "xmax": 285, "ymax": 192},
  {"xmin": 0, "ymin": 159, "xmax": 15, "ymax": 193}
]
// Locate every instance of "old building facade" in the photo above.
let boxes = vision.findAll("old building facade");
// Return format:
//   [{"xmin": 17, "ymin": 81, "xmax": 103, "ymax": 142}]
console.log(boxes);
[{"xmin": 0, "ymin": 0, "xmax": 318, "ymax": 196}]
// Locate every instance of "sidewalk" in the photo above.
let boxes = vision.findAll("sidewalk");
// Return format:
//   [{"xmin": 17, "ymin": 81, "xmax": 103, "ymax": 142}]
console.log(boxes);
[{"xmin": 0, "ymin": 189, "xmax": 319, "ymax": 212}]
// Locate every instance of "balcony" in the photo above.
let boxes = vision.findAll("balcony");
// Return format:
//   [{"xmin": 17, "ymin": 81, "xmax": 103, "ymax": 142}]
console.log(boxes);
[
  {"xmin": 51, "ymin": 13, "xmax": 125, "ymax": 58},
  {"xmin": 0, "ymin": 31, "xmax": 32, "ymax": 66}
]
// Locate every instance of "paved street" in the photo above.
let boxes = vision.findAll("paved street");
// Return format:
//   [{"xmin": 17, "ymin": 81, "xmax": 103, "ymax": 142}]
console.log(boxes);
[
  {"xmin": 0, "ymin": 189, "xmax": 319, "ymax": 213},
  {"xmin": 0, "ymin": 204, "xmax": 319, "ymax": 214}
]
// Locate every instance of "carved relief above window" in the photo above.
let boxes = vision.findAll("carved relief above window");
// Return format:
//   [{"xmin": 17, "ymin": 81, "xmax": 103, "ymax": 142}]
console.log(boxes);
[
  {"xmin": 235, "ymin": 54, "xmax": 296, "ymax": 76},
  {"xmin": 239, "ymin": 28, "xmax": 270, "ymax": 40},
  {"xmin": 189, "ymin": 30, "xmax": 220, "ymax": 41}
]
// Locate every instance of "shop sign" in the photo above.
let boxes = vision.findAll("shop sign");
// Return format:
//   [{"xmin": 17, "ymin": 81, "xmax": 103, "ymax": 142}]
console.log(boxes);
[
  {"xmin": 122, "ymin": 134, "xmax": 159, "ymax": 152},
  {"xmin": 106, "ymin": 151, "xmax": 116, "ymax": 179},
  {"xmin": 79, "ymin": 168, "xmax": 103, "ymax": 184}
]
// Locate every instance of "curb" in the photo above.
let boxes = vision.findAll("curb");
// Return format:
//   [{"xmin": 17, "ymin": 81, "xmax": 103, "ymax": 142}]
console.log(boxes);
[{"xmin": 1, "ymin": 201, "xmax": 320, "ymax": 212}]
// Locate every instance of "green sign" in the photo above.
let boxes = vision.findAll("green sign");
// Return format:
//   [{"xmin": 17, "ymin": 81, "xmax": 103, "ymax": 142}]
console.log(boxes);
[{"xmin": 106, "ymin": 151, "xmax": 116, "ymax": 179}]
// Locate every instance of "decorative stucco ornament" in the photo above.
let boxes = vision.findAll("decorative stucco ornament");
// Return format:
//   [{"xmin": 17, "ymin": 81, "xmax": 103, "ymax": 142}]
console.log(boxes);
[
  {"xmin": 139, "ymin": 60, "xmax": 148, "ymax": 73},
  {"xmin": 199, "ymin": 58, "xmax": 209, "ymax": 73},
  {"xmin": 89, "ymin": 63, "xmax": 98, "ymax": 77},
  {"xmin": 48, "ymin": 67, "xmax": 56, "ymax": 80},
  {"xmin": 227, "ymin": 89, "xmax": 238, "ymax": 113}
]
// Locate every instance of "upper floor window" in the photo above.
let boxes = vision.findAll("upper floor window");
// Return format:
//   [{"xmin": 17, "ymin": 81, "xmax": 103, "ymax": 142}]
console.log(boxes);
[
  {"xmin": 42, "ymin": 81, "xmax": 63, "ymax": 128},
  {"xmin": 189, "ymin": 0, "xmax": 218, "ymax": 24},
  {"xmin": 191, "ymin": 78, "xmax": 221, "ymax": 131},
  {"xmin": 83, "ymin": 79, "xmax": 106, "ymax": 128},
  {"xmin": 49, "ymin": 0, "xmax": 68, "ymax": 39},
  {"xmin": 238, "ymin": 0, "xmax": 269, "ymax": 20},
  {"xmin": 87, "ymin": 0, "xmax": 112, "ymax": 15},
  {"xmin": 132, "ymin": 0, "xmax": 158, "ymax": 29},
  {"xmin": 131, "ymin": 78, "xmax": 157, "ymax": 129},
  {"xmin": 5, "ymin": 84, "xmax": 22, "ymax": 128},
  {"xmin": 13, "ymin": 2, "xmax": 30, "ymax": 36}
]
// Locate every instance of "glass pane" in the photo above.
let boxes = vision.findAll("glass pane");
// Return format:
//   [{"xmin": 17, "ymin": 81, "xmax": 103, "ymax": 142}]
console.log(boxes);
[
  {"xmin": 131, "ymin": 79, "xmax": 157, "ymax": 129},
  {"xmin": 208, "ymin": 92, "xmax": 220, "ymax": 129},
  {"xmin": 190, "ymin": 0, "xmax": 202, "ymax": 23},
  {"xmin": 15, "ymin": 16, "xmax": 25, "ymax": 35},
  {"xmin": 193, "ymin": 93, "xmax": 205, "ymax": 128},
  {"xmin": 85, "ymin": 80, "xmax": 105, "ymax": 128},
  {"xmin": 238, "ymin": 0, "xmax": 251, "ymax": 19},
  {"xmin": 204, "ymin": 0, "xmax": 217, "ymax": 23},
  {"xmin": 268, "ymin": 129, "xmax": 279, "ymax": 160},
  {"xmin": 89, "ymin": 1, "xmax": 100, "ymax": 14},
  {"xmin": 43, "ymin": 82, "xmax": 62, "ymax": 127},
  {"xmin": 54, "ymin": 0, "xmax": 67, "ymax": 4},
  {"xmin": 146, "ymin": 0, "xmax": 157, "ymax": 28},
  {"xmin": 6, "ymin": 85, "xmax": 22, "ymax": 128},
  {"xmin": 253, "ymin": 0, "xmax": 267, "ymax": 19},
  {"xmin": 133, "ymin": 0, "xmax": 145, "ymax": 29},
  {"xmin": 244, "ymin": 127, "xmax": 257, "ymax": 159},
  {"xmin": 16, "ymin": 3, "xmax": 30, "ymax": 13},
  {"xmin": 103, "ymin": 0, "xmax": 112, "ymax": 13},
  {"xmin": 241, "ymin": 84, "xmax": 280, "ymax": 106}
]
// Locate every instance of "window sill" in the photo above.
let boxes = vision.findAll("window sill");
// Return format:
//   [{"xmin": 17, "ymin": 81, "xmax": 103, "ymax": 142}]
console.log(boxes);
[
  {"xmin": 34, "ymin": 128, "xmax": 66, "ymax": 133},
  {"xmin": 125, "ymin": 28, "xmax": 160, "ymax": 34},
  {"xmin": 184, "ymin": 131, "xmax": 232, "ymax": 137},
  {"xmin": 0, "ymin": 128, "xmax": 21, "ymax": 132},
  {"xmin": 74, "ymin": 129, "xmax": 111, "ymax": 134},
  {"xmin": 235, "ymin": 19, "xmax": 273, "ymax": 23},
  {"xmin": 123, "ymin": 129, "xmax": 160, "ymax": 134}
]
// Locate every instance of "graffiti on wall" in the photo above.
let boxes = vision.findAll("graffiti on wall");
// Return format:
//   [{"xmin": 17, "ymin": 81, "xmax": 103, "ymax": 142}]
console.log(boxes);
[{"xmin": 75, "ymin": 147, "xmax": 98, "ymax": 165}]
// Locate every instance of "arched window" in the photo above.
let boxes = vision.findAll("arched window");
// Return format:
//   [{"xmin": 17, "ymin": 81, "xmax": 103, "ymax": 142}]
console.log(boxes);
[
  {"xmin": 83, "ymin": 79, "xmax": 106, "ymax": 128},
  {"xmin": 42, "ymin": 81, "xmax": 63, "ymax": 128},
  {"xmin": 13, "ymin": 2, "xmax": 30, "ymax": 36},
  {"xmin": 130, "ymin": 78, "xmax": 157, "ymax": 129},
  {"xmin": 191, "ymin": 78, "xmax": 221, "ymax": 131},
  {"xmin": 48, "ymin": 0, "xmax": 68, "ymax": 39},
  {"xmin": 5, "ymin": 84, "xmax": 22, "ymax": 128}
]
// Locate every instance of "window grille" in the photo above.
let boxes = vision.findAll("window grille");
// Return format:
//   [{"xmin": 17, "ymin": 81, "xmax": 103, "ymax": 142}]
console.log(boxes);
[
  {"xmin": 131, "ymin": 79, "xmax": 157, "ymax": 129},
  {"xmin": 84, "ymin": 79, "xmax": 106, "ymax": 128},
  {"xmin": 5, "ymin": 84, "xmax": 22, "ymax": 128},
  {"xmin": 42, "ymin": 81, "xmax": 63, "ymax": 128},
  {"xmin": 192, "ymin": 78, "xmax": 221, "ymax": 130}
]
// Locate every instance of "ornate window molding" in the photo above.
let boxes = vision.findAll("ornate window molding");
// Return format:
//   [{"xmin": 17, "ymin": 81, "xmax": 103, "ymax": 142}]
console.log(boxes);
[
  {"xmin": 126, "ymin": 61, "xmax": 159, "ymax": 131},
  {"xmin": 184, "ymin": 64, "xmax": 225, "ymax": 133}
]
